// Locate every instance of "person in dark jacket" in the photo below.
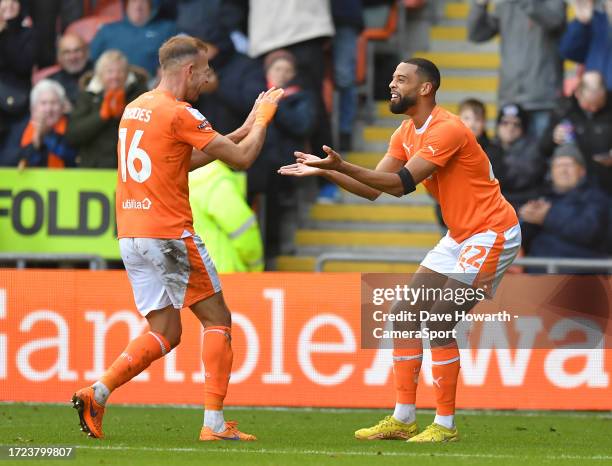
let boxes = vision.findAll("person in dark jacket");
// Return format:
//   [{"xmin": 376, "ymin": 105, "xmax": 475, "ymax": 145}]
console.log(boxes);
[
  {"xmin": 264, "ymin": 50, "xmax": 316, "ymax": 166},
  {"xmin": 458, "ymin": 98, "xmax": 498, "ymax": 157},
  {"xmin": 195, "ymin": 22, "xmax": 266, "ymax": 135},
  {"xmin": 0, "ymin": 0, "xmax": 34, "ymax": 166},
  {"xmin": 251, "ymin": 49, "xmax": 316, "ymax": 260},
  {"xmin": 559, "ymin": 0, "xmax": 612, "ymax": 90},
  {"xmin": 65, "ymin": 50, "xmax": 148, "ymax": 168},
  {"xmin": 520, "ymin": 144, "xmax": 609, "ymax": 267},
  {"xmin": 47, "ymin": 33, "xmax": 92, "ymax": 106},
  {"xmin": 489, "ymin": 103, "xmax": 546, "ymax": 211},
  {"xmin": 27, "ymin": 0, "xmax": 82, "ymax": 68},
  {"xmin": 539, "ymin": 70, "xmax": 612, "ymax": 195},
  {"xmin": 89, "ymin": 0, "xmax": 176, "ymax": 77},
  {"xmin": 332, "ymin": 0, "xmax": 363, "ymax": 151}
]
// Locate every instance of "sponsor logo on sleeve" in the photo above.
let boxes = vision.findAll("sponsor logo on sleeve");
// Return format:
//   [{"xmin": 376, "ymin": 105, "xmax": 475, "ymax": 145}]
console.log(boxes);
[{"xmin": 186, "ymin": 107, "xmax": 213, "ymax": 131}]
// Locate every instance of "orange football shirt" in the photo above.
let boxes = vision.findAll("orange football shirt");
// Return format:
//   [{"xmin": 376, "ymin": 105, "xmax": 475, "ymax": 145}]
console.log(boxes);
[
  {"xmin": 116, "ymin": 89, "xmax": 218, "ymax": 238},
  {"xmin": 387, "ymin": 106, "xmax": 518, "ymax": 242}
]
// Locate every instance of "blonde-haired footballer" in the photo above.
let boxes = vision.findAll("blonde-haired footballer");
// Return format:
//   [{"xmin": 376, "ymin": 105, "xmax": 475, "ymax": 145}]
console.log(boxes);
[{"xmin": 72, "ymin": 35, "xmax": 283, "ymax": 441}]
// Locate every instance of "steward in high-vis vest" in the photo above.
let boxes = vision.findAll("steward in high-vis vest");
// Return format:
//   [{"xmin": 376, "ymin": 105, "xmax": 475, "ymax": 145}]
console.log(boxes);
[{"xmin": 189, "ymin": 161, "xmax": 264, "ymax": 272}]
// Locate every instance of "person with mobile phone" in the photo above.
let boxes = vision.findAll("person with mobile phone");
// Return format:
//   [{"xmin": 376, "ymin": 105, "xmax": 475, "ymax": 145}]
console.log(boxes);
[{"xmin": 539, "ymin": 70, "xmax": 612, "ymax": 194}]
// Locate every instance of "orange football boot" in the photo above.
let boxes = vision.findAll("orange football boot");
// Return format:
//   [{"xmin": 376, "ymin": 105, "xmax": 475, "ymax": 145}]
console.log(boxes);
[
  {"xmin": 199, "ymin": 421, "xmax": 256, "ymax": 441},
  {"xmin": 71, "ymin": 387, "xmax": 105, "ymax": 439}
]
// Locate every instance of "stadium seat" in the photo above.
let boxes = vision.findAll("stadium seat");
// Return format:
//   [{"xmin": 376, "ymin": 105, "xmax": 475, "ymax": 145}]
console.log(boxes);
[
  {"xmin": 32, "ymin": 65, "xmax": 61, "ymax": 85},
  {"xmin": 65, "ymin": 15, "xmax": 114, "ymax": 44},
  {"xmin": 95, "ymin": 1, "xmax": 122, "ymax": 21},
  {"xmin": 403, "ymin": 0, "xmax": 426, "ymax": 7},
  {"xmin": 83, "ymin": 0, "xmax": 120, "ymax": 16},
  {"xmin": 355, "ymin": 3, "xmax": 398, "ymax": 86}
]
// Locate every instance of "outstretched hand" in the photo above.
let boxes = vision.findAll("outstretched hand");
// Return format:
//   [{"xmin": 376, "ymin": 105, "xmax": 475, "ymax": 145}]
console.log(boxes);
[
  {"xmin": 278, "ymin": 162, "xmax": 321, "ymax": 177},
  {"xmin": 300, "ymin": 145, "xmax": 343, "ymax": 171},
  {"xmin": 278, "ymin": 151, "xmax": 322, "ymax": 177}
]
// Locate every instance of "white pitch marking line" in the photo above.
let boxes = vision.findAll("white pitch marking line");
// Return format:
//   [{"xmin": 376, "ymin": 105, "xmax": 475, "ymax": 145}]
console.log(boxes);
[
  {"xmin": 1, "ymin": 402, "xmax": 611, "ymax": 419},
  {"xmin": 75, "ymin": 445, "xmax": 612, "ymax": 461}
]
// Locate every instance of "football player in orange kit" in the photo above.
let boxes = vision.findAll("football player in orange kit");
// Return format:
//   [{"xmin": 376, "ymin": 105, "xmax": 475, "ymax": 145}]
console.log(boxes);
[
  {"xmin": 72, "ymin": 35, "xmax": 283, "ymax": 441},
  {"xmin": 279, "ymin": 58, "xmax": 521, "ymax": 442}
]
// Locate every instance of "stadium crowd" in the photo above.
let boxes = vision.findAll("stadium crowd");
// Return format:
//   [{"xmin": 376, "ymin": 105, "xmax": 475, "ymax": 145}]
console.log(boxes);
[{"xmin": 0, "ymin": 0, "xmax": 611, "ymax": 267}]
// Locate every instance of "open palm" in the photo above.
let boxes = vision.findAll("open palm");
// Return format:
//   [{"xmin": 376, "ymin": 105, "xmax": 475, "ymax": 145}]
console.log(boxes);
[
  {"xmin": 300, "ymin": 146, "xmax": 343, "ymax": 170},
  {"xmin": 278, "ymin": 162, "xmax": 321, "ymax": 177}
]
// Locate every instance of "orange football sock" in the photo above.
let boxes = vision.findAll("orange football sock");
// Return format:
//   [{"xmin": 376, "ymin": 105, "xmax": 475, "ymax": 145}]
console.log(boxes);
[
  {"xmin": 430, "ymin": 344, "xmax": 460, "ymax": 416},
  {"xmin": 393, "ymin": 345, "xmax": 423, "ymax": 404},
  {"xmin": 203, "ymin": 326, "xmax": 233, "ymax": 411},
  {"xmin": 100, "ymin": 331, "xmax": 170, "ymax": 392}
]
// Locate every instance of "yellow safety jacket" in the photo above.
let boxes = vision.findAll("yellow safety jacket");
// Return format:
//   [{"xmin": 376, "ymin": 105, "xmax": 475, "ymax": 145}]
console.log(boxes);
[{"xmin": 189, "ymin": 161, "xmax": 264, "ymax": 272}]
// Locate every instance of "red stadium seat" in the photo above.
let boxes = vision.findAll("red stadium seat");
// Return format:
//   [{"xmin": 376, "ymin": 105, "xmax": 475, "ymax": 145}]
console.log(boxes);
[
  {"xmin": 355, "ymin": 3, "xmax": 399, "ymax": 85},
  {"xmin": 95, "ymin": 1, "xmax": 122, "ymax": 21},
  {"xmin": 403, "ymin": 0, "xmax": 426, "ymax": 7},
  {"xmin": 65, "ymin": 15, "xmax": 114, "ymax": 44},
  {"xmin": 32, "ymin": 64, "xmax": 61, "ymax": 85},
  {"xmin": 83, "ymin": 0, "xmax": 121, "ymax": 16}
]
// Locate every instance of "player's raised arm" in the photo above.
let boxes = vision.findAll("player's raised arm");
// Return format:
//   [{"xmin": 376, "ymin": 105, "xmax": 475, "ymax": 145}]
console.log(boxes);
[{"xmin": 201, "ymin": 88, "xmax": 283, "ymax": 170}]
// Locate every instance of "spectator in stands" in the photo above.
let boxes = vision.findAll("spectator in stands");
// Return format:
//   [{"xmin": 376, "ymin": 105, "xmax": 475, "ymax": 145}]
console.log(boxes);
[
  {"xmin": 459, "ymin": 99, "xmax": 491, "ymax": 152},
  {"xmin": 174, "ymin": 0, "xmax": 249, "ymax": 54},
  {"xmin": 264, "ymin": 50, "xmax": 316, "ymax": 170},
  {"xmin": 467, "ymin": 0, "xmax": 566, "ymax": 138},
  {"xmin": 560, "ymin": 0, "xmax": 612, "ymax": 91},
  {"xmin": 28, "ymin": 0, "xmax": 82, "ymax": 68},
  {"xmin": 189, "ymin": 161, "xmax": 264, "ymax": 272},
  {"xmin": 90, "ymin": 0, "xmax": 176, "ymax": 77},
  {"xmin": 247, "ymin": 0, "xmax": 335, "ymax": 157},
  {"xmin": 520, "ymin": 144, "xmax": 609, "ymax": 263},
  {"xmin": 491, "ymin": 103, "xmax": 546, "ymax": 210},
  {"xmin": 254, "ymin": 49, "xmax": 316, "ymax": 259},
  {"xmin": 0, "ymin": 0, "xmax": 33, "ymax": 166},
  {"xmin": 540, "ymin": 70, "xmax": 612, "ymax": 195},
  {"xmin": 458, "ymin": 98, "xmax": 505, "ymax": 178},
  {"xmin": 17, "ymin": 79, "xmax": 76, "ymax": 168},
  {"xmin": 332, "ymin": 0, "xmax": 363, "ymax": 151},
  {"xmin": 65, "ymin": 50, "xmax": 148, "ymax": 168},
  {"xmin": 48, "ymin": 33, "xmax": 92, "ymax": 106},
  {"xmin": 195, "ymin": 23, "xmax": 265, "ymax": 135}
]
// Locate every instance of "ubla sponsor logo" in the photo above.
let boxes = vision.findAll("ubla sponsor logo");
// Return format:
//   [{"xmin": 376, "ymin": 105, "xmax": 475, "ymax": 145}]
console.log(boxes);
[{"xmin": 122, "ymin": 198, "xmax": 152, "ymax": 210}]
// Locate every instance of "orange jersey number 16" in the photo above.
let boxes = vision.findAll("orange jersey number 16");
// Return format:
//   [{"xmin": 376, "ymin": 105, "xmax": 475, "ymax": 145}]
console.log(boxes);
[{"xmin": 118, "ymin": 128, "xmax": 152, "ymax": 183}]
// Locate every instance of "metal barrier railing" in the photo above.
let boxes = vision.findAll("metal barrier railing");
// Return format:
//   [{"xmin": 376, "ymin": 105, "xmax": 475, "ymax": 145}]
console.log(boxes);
[
  {"xmin": 0, "ymin": 254, "xmax": 107, "ymax": 270},
  {"xmin": 315, "ymin": 252, "xmax": 612, "ymax": 274}
]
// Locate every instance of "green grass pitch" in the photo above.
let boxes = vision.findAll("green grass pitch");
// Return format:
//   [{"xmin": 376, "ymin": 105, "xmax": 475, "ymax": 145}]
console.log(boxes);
[{"xmin": 1, "ymin": 403, "xmax": 611, "ymax": 466}]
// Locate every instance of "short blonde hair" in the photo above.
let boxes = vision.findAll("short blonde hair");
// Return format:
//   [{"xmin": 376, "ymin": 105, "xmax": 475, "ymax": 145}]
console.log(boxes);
[
  {"xmin": 159, "ymin": 35, "xmax": 208, "ymax": 70},
  {"xmin": 94, "ymin": 49, "xmax": 128, "ymax": 81}
]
